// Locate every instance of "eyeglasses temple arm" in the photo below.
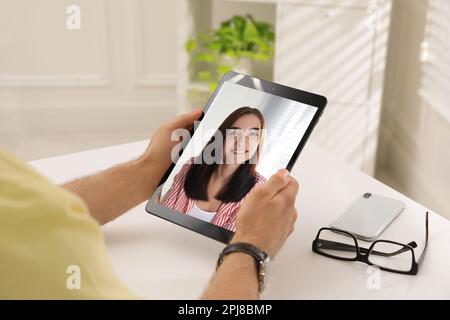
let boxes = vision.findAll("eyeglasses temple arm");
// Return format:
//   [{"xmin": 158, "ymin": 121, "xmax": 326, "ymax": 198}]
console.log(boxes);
[
  {"xmin": 417, "ymin": 212, "xmax": 429, "ymax": 265},
  {"xmin": 314, "ymin": 239, "xmax": 357, "ymax": 253},
  {"xmin": 315, "ymin": 239, "xmax": 390, "ymax": 256}
]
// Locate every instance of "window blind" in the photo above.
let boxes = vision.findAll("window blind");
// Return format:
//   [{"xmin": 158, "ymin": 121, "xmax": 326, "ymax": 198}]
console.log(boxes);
[{"xmin": 420, "ymin": 0, "xmax": 450, "ymax": 122}]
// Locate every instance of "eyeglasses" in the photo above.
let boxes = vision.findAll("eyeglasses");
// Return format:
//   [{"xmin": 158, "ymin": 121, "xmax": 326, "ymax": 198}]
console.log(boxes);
[{"xmin": 312, "ymin": 212, "xmax": 429, "ymax": 275}]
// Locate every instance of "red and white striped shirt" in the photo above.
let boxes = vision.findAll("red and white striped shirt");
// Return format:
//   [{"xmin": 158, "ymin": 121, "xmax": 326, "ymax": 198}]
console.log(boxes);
[{"xmin": 159, "ymin": 160, "xmax": 267, "ymax": 232}]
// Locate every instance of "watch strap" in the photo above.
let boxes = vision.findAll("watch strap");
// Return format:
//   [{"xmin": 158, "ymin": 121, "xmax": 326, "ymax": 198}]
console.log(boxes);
[{"xmin": 216, "ymin": 242, "xmax": 268, "ymax": 292}]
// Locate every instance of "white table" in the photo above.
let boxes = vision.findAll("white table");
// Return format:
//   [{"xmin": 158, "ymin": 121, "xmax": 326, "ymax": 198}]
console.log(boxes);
[{"xmin": 30, "ymin": 140, "xmax": 450, "ymax": 299}]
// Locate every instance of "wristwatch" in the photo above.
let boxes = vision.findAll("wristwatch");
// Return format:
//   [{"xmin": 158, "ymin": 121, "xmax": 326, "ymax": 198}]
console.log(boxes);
[{"xmin": 217, "ymin": 242, "xmax": 271, "ymax": 293}]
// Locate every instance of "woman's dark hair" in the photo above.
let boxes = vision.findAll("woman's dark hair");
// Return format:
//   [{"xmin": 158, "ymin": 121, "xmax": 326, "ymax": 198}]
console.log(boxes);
[{"xmin": 184, "ymin": 107, "xmax": 265, "ymax": 203}]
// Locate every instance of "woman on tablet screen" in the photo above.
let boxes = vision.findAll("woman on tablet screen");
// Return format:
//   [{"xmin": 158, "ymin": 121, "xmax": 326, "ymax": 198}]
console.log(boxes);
[{"xmin": 160, "ymin": 107, "xmax": 267, "ymax": 231}]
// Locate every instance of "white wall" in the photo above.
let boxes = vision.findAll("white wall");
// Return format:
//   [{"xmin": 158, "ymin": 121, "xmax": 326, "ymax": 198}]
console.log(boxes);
[
  {"xmin": 274, "ymin": 0, "xmax": 391, "ymax": 175},
  {"xmin": 0, "ymin": 0, "xmax": 180, "ymax": 160},
  {"xmin": 376, "ymin": 0, "xmax": 450, "ymax": 219}
]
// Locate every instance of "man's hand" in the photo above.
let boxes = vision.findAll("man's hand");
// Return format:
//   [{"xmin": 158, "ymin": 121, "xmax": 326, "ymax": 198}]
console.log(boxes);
[
  {"xmin": 63, "ymin": 108, "xmax": 202, "ymax": 225},
  {"xmin": 200, "ymin": 169, "xmax": 299, "ymax": 299},
  {"xmin": 232, "ymin": 169, "xmax": 299, "ymax": 257},
  {"xmin": 139, "ymin": 108, "xmax": 203, "ymax": 182}
]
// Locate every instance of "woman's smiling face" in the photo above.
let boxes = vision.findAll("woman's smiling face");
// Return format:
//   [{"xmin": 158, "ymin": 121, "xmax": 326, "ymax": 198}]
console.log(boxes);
[{"xmin": 223, "ymin": 114, "xmax": 262, "ymax": 164}]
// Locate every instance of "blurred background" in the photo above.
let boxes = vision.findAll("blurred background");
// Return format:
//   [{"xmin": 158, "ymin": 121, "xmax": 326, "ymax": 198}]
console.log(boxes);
[{"xmin": 0, "ymin": 0, "xmax": 449, "ymax": 219}]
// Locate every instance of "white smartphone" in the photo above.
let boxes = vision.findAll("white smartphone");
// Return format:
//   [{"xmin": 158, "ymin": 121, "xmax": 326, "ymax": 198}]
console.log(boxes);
[{"xmin": 330, "ymin": 193, "xmax": 405, "ymax": 241}]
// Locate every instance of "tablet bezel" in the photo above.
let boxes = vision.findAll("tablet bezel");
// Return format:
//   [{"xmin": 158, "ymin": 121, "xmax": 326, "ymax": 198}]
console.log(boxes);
[{"xmin": 145, "ymin": 71, "xmax": 327, "ymax": 244}]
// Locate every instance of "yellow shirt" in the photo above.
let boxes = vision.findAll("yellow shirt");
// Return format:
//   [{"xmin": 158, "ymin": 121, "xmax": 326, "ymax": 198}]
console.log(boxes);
[{"xmin": 0, "ymin": 149, "xmax": 136, "ymax": 299}]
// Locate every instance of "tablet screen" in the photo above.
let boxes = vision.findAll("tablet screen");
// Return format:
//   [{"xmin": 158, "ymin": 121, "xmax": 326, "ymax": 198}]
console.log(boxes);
[{"xmin": 156, "ymin": 79, "xmax": 319, "ymax": 233}]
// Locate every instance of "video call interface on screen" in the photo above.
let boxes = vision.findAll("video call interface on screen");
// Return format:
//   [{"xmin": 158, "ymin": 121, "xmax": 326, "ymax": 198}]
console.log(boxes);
[{"xmin": 158, "ymin": 81, "xmax": 318, "ymax": 232}]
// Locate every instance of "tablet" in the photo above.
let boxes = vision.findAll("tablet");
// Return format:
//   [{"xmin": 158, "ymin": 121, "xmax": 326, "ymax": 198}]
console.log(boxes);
[{"xmin": 145, "ymin": 71, "xmax": 327, "ymax": 243}]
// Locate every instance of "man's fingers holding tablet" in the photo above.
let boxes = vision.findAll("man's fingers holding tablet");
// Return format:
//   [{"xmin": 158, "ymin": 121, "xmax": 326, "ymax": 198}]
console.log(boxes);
[
  {"xmin": 276, "ymin": 176, "xmax": 299, "ymax": 205},
  {"xmin": 141, "ymin": 108, "xmax": 203, "ymax": 187},
  {"xmin": 166, "ymin": 108, "xmax": 203, "ymax": 130},
  {"xmin": 260, "ymin": 169, "xmax": 290, "ymax": 199},
  {"xmin": 233, "ymin": 170, "xmax": 299, "ymax": 257}
]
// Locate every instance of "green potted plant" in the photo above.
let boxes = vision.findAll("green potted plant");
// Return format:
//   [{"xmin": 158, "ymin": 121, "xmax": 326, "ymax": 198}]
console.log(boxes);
[{"xmin": 186, "ymin": 14, "xmax": 275, "ymax": 92}]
